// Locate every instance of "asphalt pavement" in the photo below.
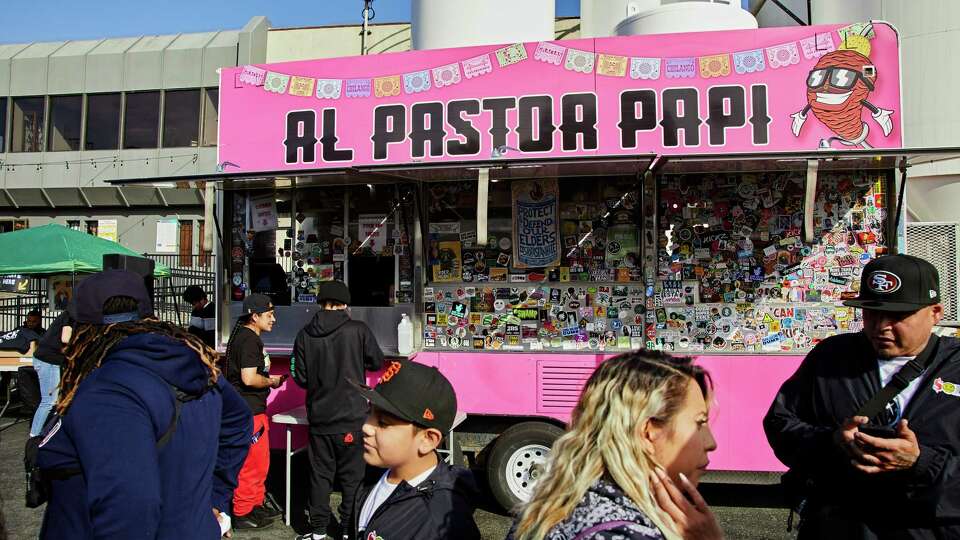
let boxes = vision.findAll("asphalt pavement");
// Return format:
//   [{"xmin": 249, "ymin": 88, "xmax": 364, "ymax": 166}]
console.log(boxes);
[{"xmin": 1, "ymin": 406, "xmax": 792, "ymax": 540}]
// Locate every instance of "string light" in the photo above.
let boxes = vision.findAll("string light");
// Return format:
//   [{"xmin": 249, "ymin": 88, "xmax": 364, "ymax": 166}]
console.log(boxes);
[{"xmin": 0, "ymin": 153, "xmax": 200, "ymax": 171}]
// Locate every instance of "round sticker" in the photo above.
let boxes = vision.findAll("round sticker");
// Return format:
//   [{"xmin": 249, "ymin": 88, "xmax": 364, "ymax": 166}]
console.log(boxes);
[
  {"xmin": 450, "ymin": 337, "xmax": 461, "ymax": 348},
  {"xmin": 499, "ymin": 237, "xmax": 511, "ymax": 250},
  {"xmin": 494, "ymin": 299, "xmax": 506, "ymax": 312}
]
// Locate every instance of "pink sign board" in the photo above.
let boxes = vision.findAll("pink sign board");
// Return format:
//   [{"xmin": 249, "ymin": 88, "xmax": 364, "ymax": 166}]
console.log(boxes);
[{"xmin": 219, "ymin": 22, "xmax": 902, "ymax": 174}]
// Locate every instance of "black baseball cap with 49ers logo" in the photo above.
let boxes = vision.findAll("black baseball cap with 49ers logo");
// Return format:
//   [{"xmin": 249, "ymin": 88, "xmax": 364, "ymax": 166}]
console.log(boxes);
[
  {"xmin": 844, "ymin": 254, "xmax": 941, "ymax": 312},
  {"xmin": 350, "ymin": 360, "xmax": 457, "ymax": 433}
]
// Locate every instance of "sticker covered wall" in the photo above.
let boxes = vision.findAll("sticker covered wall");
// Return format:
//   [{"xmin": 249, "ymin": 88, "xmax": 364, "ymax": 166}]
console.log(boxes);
[{"xmin": 219, "ymin": 22, "xmax": 902, "ymax": 173}]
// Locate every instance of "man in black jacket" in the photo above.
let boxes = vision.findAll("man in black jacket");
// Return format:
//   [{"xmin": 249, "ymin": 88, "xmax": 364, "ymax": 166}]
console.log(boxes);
[
  {"xmin": 764, "ymin": 254, "xmax": 960, "ymax": 538},
  {"xmin": 292, "ymin": 281, "xmax": 384, "ymax": 540}
]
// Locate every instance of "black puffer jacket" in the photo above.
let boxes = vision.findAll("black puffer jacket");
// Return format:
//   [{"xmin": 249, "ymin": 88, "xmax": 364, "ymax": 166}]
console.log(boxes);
[
  {"xmin": 350, "ymin": 462, "xmax": 482, "ymax": 540},
  {"xmin": 291, "ymin": 309, "xmax": 384, "ymax": 434},
  {"xmin": 764, "ymin": 333, "xmax": 960, "ymax": 538},
  {"xmin": 507, "ymin": 479, "xmax": 666, "ymax": 540}
]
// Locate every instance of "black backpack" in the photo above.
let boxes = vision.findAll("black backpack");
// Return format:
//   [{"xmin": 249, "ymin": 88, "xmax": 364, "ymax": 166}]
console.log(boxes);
[{"xmin": 24, "ymin": 384, "xmax": 196, "ymax": 508}]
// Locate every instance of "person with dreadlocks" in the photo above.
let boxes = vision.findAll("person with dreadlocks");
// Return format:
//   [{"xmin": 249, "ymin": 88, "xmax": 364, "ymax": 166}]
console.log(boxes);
[
  {"xmin": 35, "ymin": 269, "xmax": 253, "ymax": 539},
  {"xmin": 223, "ymin": 293, "xmax": 284, "ymax": 530}
]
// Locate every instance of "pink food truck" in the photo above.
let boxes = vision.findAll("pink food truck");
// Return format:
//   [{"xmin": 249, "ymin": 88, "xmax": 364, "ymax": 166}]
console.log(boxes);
[{"xmin": 188, "ymin": 20, "xmax": 954, "ymax": 511}]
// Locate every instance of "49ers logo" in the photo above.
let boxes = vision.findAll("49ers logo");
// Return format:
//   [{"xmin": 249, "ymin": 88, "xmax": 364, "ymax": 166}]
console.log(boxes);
[
  {"xmin": 868, "ymin": 270, "xmax": 901, "ymax": 294},
  {"xmin": 379, "ymin": 361, "xmax": 402, "ymax": 383}
]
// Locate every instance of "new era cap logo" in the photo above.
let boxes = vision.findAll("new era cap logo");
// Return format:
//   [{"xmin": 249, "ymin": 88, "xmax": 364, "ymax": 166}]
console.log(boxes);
[
  {"xmin": 422, "ymin": 408, "xmax": 435, "ymax": 421},
  {"xmin": 868, "ymin": 271, "xmax": 901, "ymax": 294}
]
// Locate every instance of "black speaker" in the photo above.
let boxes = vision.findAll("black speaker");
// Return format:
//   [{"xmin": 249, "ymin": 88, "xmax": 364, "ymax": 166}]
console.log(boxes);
[{"xmin": 102, "ymin": 254, "xmax": 155, "ymax": 300}]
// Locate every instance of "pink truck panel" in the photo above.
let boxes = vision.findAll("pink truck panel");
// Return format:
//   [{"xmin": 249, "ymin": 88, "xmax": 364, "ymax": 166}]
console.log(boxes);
[{"xmin": 266, "ymin": 351, "xmax": 803, "ymax": 472}]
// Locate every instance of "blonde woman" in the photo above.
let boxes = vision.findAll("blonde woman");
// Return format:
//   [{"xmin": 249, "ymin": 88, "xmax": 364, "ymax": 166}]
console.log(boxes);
[{"xmin": 508, "ymin": 351, "xmax": 723, "ymax": 540}]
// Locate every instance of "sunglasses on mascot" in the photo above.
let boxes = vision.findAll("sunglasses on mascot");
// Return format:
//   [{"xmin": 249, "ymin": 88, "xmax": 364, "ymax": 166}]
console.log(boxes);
[{"xmin": 806, "ymin": 67, "xmax": 875, "ymax": 91}]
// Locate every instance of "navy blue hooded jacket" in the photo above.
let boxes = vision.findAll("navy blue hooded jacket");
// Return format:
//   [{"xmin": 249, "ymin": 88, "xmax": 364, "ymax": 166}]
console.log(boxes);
[{"xmin": 37, "ymin": 333, "xmax": 253, "ymax": 539}]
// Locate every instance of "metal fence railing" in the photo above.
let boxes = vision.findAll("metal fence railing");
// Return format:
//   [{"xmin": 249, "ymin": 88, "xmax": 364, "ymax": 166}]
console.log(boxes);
[
  {"xmin": 144, "ymin": 253, "xmax": 217, "ymax": 328},
  {"xmin": 146, "ymin": 252, "xmax": 213, "ymax": 271},
  {"xmin": 0, "ymin": 276, "xmax": 52, "ymax": 333},
  {"xmin": 0, "ymin": 254, "xmax": 217, "ymax": 336}
]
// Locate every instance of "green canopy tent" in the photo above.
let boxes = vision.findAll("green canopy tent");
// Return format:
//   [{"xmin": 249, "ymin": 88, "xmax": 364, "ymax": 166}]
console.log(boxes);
[{"xmin": 0, "ymin": 224, "xmax": 170, "ymax": 277}]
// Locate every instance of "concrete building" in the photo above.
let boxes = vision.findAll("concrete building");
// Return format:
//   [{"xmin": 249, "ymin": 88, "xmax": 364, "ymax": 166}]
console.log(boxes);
[{"xmin": 0, "ymin": 17, "xmax": 269, "ymax": 257}]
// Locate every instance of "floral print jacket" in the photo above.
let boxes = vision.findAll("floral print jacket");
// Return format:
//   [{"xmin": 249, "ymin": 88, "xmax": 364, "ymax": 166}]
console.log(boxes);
[{"xmin": 508, "ymin": 479, "xmax": 666, "ymax": 540}]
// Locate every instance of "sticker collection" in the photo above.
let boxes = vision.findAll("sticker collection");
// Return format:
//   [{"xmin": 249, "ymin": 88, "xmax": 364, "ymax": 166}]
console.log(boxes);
[{"xmin": 422, "ymin": 171, "xmax": 887, "ymax": 353}]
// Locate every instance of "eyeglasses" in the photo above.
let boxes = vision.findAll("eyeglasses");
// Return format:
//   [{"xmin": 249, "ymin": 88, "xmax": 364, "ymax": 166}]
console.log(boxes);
[{"xmin": 806, "ymin": 67, "xmax": 875, "ymax": 91}]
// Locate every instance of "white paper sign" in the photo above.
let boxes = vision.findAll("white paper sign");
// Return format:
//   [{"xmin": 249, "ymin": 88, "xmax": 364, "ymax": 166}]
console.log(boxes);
[
  {"xmin": 155, "ymin": 220, "xmax": 178, "ymax": 253},
  {"xmin": 97, "ymin": 219, "xmax": 117, "ymax": 242},
  {"xmin": 251, "ymin": 195, "xmax": 278, "ymax": 232},
  {"xmin": 358, "ymin": 214, "xmax": 388, "ymax": 252}
]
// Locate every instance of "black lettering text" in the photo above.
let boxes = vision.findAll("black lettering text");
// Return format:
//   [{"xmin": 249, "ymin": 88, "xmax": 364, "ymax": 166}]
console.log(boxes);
[
  {"xmin": 482, "ymin": 97, "xmax": 517, "ymax": 150},
  {"xmin": 560, "ymin": 93, "xmax": 598, "ymax": 151},
  {"xmin": 447, "ymin": 99, "xmax": 481, "ymax": 156},
  {"xmin": 518, "ymin": 95, "xmax": 555, "ymax": 152},
  {"xmin": 750, "ymin": 84, "xmax": 771, "ymax": 145},
  {"xmin": 661, "ymin": 88, "xmax": 702, "ymax": 147},
  {"xmin": 706, "ymin": 86, "xmax": 746, "ymax": 146},
  {"xmin": 618, "ymin": 90, "xmax": 657, "ymax": 149},
  {"xmin": 410, "ymin": 102, "xmax": 445, "ymax": 158},
  {"xmin": 319, "ymin": 108, "xmax": 353, "ymax": 162},
  {"xmin": 372, "ymin": 105, "xmax": 406, "ymax": 160},
  {"xmin": 284, "ymin": 111, "xmax": 317, "ymax": 164}
]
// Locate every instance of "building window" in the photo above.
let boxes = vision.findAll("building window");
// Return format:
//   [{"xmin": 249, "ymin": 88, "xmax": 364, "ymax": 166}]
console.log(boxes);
[
  {"xmin": 162, "ymin": 89, "xmax": 201, "ymax": 148},
  {"xmin": 11, "ymin": 97, "xmax": 45, "ymax": 153},
  {"xmin": 85, "ymin": 93, "xmax": 121, "ymax": 150},
  {"xmin": 201, "ymin": 88, "xmax": 218, "ymax": 147},
  {"xmin": 67, "ymin": 220, "xmax": 81, "ymax": 231},
  {"xmin": 85, "ymin": 220, "xmax": 98, "ymax": 236},
  {"xmin": 123, "ymin": 91, "xmax": 160, "ymax": 149},
  {"xmin": 47, "ymin": 95, "xmax": 82, "ymax": 152},
  {"xmin": 0, "ymin": 97, "xmax": 7, "ymax": 152}
]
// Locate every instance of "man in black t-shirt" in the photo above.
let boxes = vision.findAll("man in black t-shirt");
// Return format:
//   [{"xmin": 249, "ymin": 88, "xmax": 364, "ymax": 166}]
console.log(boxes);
[
  {"xmin": 225, "ymin": 293, "xmax": 283, "ymax": 530},
  {"xmin": 182, "ymin": 286, "xmax": 216, "ymax": 348}
]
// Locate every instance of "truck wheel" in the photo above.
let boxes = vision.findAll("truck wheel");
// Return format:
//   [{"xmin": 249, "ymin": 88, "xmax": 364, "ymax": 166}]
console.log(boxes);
[{"xmin": 486, "ymin": 421, "xmax": 564, "ymax": 511}]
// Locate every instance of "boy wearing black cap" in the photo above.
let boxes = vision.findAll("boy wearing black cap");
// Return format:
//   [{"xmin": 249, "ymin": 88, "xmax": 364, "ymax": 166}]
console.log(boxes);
[
  {"xmin": 765, "ymin": 254, "xmax": 960, "ymax": 538},
  {"xmin": 225, "ymin": 293, "xmax": 284, "ymax": 529},
  {"xmin": 291, "ymin": 281, "xmax": 384, "ymax": 540},
  {"xmin": 349, "ymin": 360, "xmax": 481, "ymax": 540}
]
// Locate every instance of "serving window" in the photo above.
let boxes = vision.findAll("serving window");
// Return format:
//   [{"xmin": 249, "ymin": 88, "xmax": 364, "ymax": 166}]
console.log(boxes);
[
  {"xmin": 423, "ymin": 176, "xmax": 645, "ymax": 352},
  {"xmin": 653, "ymin": 170, "xmax": 890, "ymax": 353}
]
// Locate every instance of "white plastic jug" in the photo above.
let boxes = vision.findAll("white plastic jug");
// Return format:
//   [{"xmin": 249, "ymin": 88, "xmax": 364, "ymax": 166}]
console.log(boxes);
[{"xmin": 397, "ymin": 313, "xmax": 414, "ymax": 356}]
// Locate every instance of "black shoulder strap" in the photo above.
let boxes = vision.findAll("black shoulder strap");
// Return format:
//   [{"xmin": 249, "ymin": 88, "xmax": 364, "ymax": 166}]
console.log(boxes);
[
  {"xmin": 856, "ymin": 334, "xmax": 941, "ymax": 421},
  {"xmin": 156, "ymin": 388, "xmax": 198, "ymax": 450}
]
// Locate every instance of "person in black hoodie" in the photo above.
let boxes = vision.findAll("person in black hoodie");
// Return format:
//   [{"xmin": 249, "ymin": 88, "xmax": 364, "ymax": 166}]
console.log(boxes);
[
  {"xmin": 349, "ymin": 360, "xmax": 481, "ymax": 540},
  {"xmin": 292, "ymin": 281, "xmax": 384, "ymax": 540}
]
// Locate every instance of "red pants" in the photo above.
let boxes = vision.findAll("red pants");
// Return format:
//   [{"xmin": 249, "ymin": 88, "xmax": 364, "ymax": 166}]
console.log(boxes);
[{"xmin": 233, "ymin": 413, "xmax": 270, "ymax": 516}]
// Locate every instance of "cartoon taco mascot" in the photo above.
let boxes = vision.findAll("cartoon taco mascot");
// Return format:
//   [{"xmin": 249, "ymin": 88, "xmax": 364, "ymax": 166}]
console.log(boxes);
[{"xmin": 791, "ymin": 23, "xmax": 895, "ymax": 149}]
